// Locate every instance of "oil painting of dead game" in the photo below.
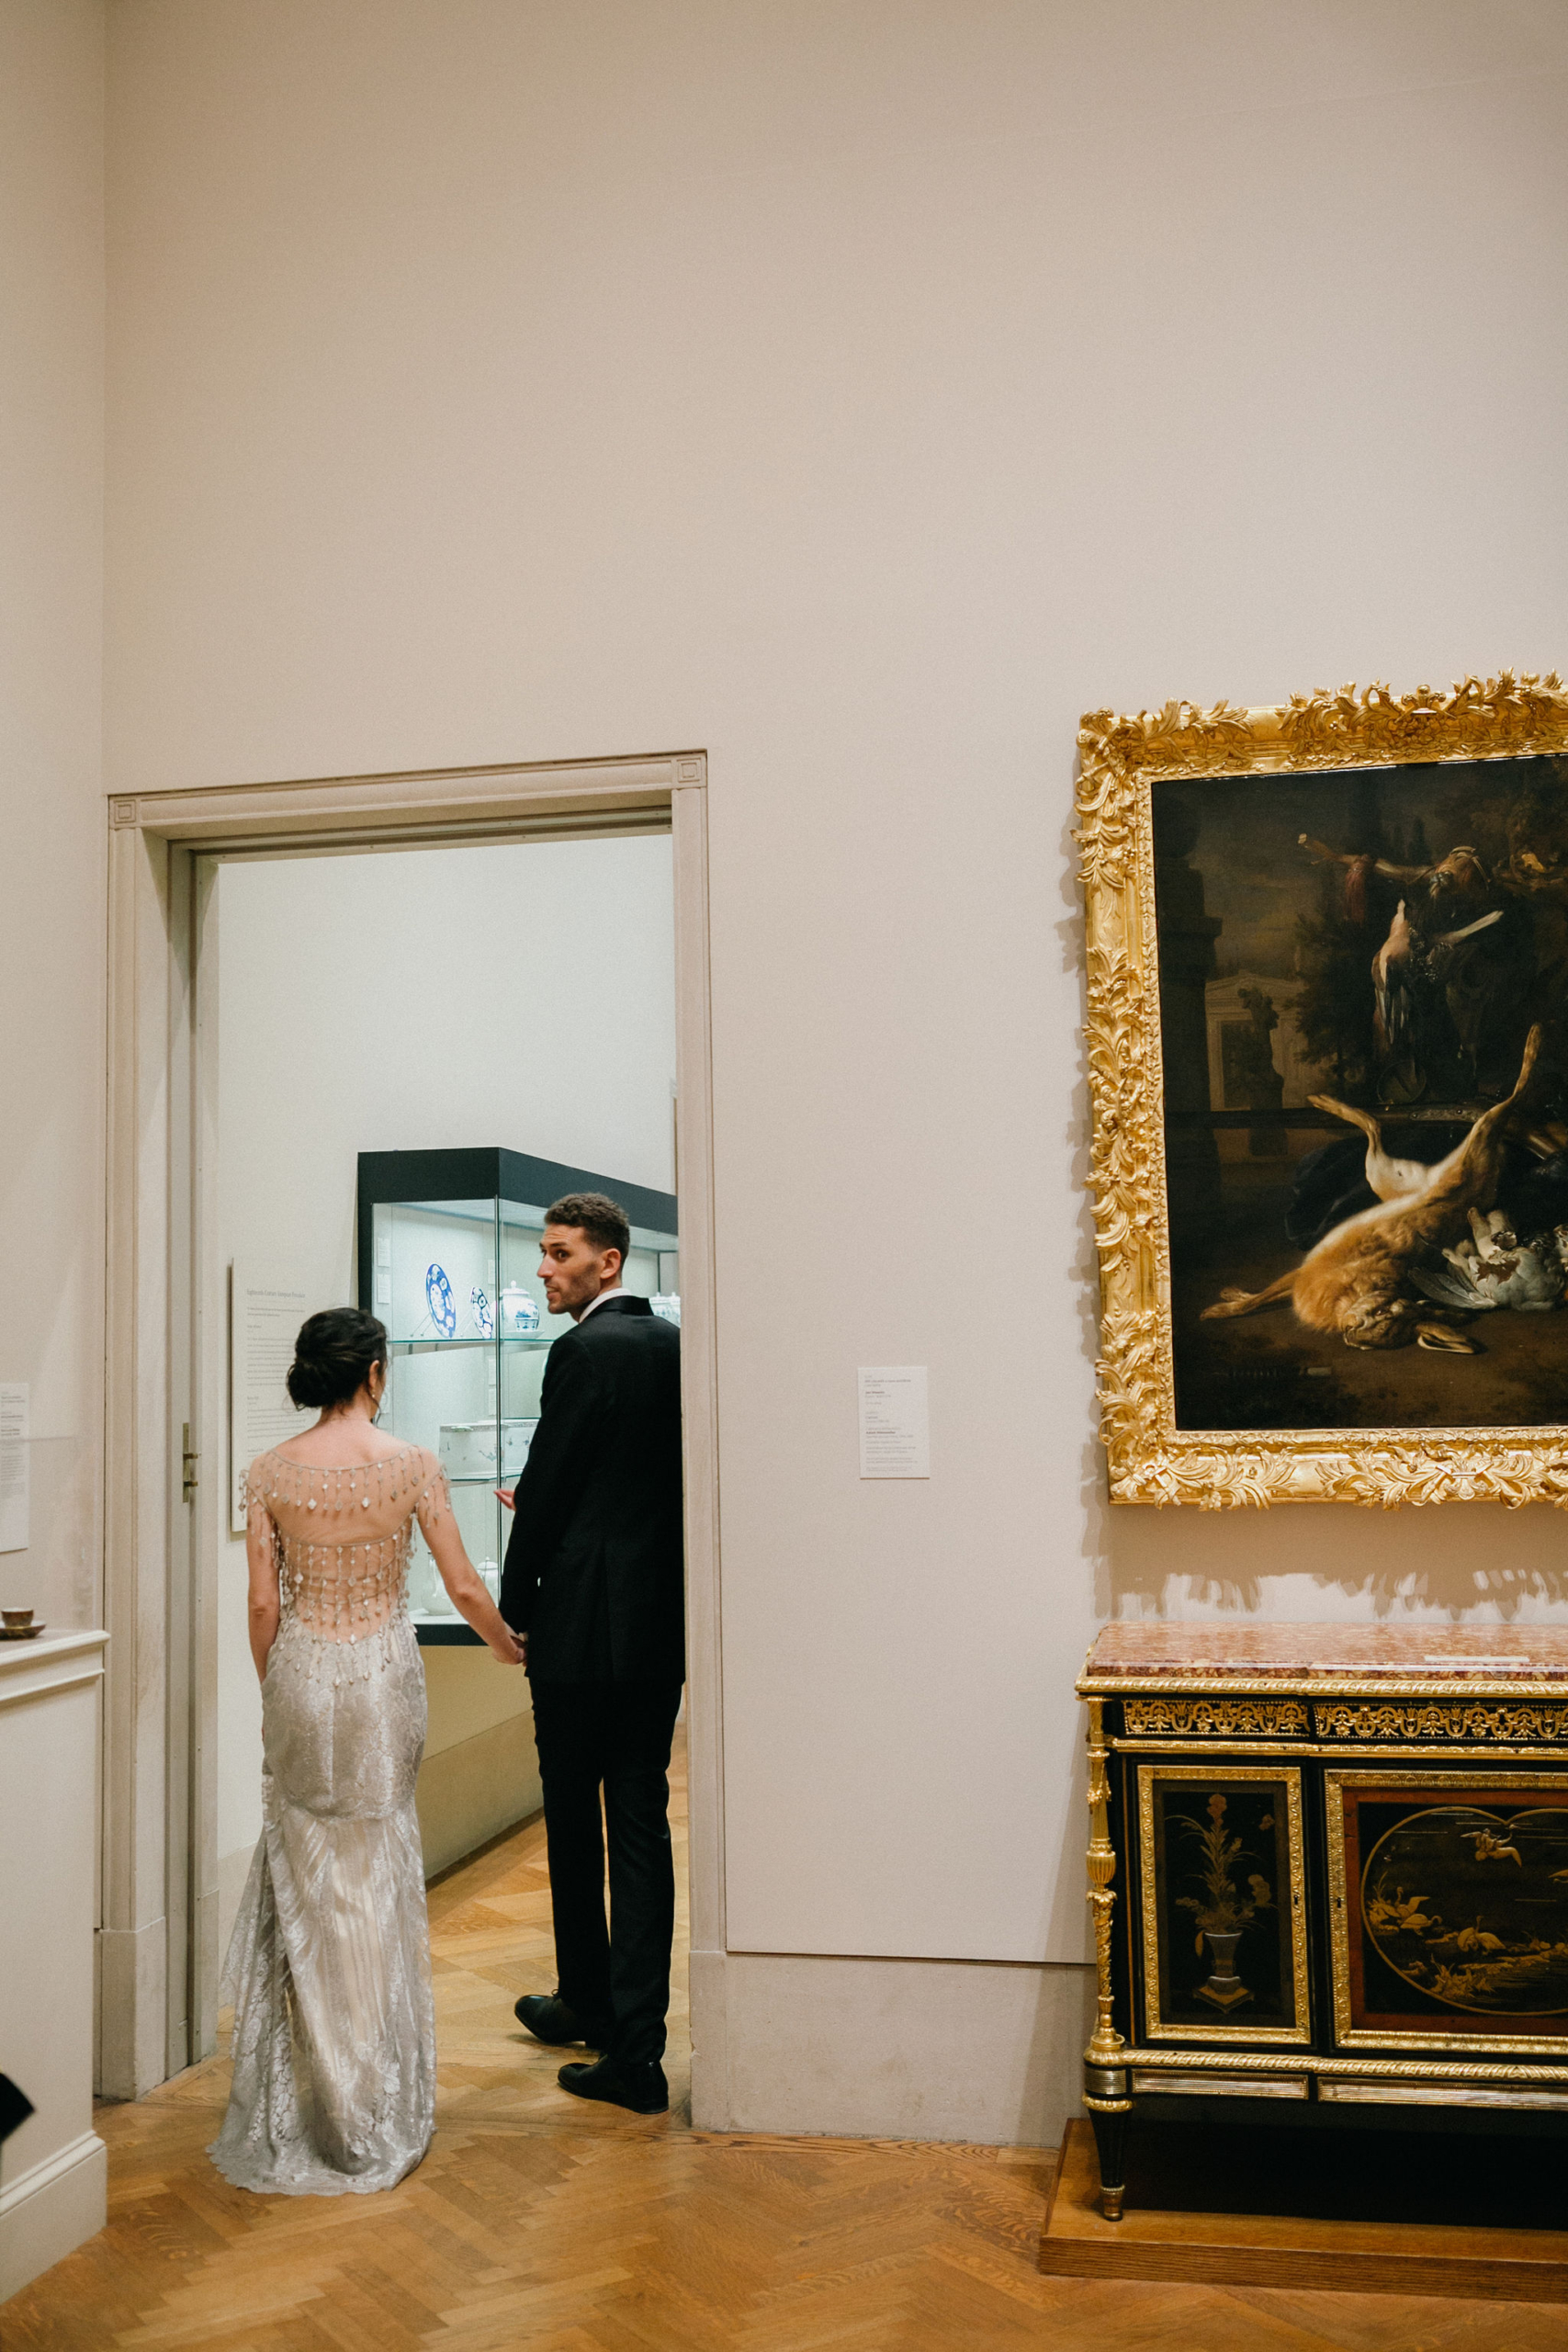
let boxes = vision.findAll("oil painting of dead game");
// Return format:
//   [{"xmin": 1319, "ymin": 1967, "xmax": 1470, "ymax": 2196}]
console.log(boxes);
[{"xmin": 1155, "ymin": 754, "xmax": 1568, "ymax": 1432}]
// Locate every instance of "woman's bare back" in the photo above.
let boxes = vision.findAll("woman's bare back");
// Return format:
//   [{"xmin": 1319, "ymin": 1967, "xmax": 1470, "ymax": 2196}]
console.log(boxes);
[{"xmin": 272, "ymin": 1417, "xmax": 411, "ymax": 1470}]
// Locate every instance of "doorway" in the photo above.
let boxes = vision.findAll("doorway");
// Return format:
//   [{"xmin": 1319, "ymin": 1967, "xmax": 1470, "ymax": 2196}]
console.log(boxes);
[
  {"xmin": 98, "ymin": 755, "xmax": 723, "ymax": 2112},
  {"xmin": 208, "ymin": 833, "xmax": 678, "ymax": 1966}
]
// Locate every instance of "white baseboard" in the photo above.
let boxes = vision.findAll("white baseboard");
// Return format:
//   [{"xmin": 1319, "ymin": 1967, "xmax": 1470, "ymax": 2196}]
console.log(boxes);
[
  {"xmin": 0, "ymin": 2131, "xmax": 107, "ymax": 2305},
  {"xmin": 691, "ymin": 1950, "xmax": 1094, "ymax": 2146}
]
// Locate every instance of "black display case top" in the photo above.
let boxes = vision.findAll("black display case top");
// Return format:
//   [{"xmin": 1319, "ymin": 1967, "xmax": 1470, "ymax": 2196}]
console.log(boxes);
[{"xmin": 356, "ymin": 1148, "xmax": 676, "ymax": 1237}]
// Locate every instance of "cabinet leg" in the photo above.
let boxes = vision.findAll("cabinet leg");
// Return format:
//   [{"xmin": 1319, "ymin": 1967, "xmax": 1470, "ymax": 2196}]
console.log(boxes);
[{"xmin": 1084, "ymin": 2065, "xmax": 1131, "ymax": 2221}]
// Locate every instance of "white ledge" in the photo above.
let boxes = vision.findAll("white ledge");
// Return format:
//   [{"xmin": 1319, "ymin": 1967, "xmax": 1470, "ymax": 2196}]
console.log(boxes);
[{"xmin": 0, "ymin": 1629, "xmax": 108, "ymax": 1709}]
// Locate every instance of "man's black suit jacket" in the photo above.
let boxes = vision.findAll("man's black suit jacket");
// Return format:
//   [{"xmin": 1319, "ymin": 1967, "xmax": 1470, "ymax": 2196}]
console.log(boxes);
[{"xmin": 500, "ymin": 1292, "xmax": 684, "ymax": 1684}]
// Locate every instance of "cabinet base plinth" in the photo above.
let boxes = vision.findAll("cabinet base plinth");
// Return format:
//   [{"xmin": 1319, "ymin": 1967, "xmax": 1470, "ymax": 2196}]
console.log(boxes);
[{"xmin": 1042, "ymin": 2120, "xmax": 1568, "ymax": 2300}]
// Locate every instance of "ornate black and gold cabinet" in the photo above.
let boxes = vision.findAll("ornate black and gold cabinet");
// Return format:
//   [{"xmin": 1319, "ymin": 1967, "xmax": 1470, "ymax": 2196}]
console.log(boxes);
[{"xmin": 1077, "ymin": 1623, "xmax": 1568, "ymax": 2218}]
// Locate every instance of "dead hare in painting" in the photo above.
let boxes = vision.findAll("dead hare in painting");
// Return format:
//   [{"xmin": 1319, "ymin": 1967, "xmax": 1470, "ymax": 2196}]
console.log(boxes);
[{"xmin": 1200, "ymin": 1023, "xmax": 1562, "ymax": 1351}]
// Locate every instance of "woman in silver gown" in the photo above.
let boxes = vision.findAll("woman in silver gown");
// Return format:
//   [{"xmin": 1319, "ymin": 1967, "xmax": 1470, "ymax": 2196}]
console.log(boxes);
[{"xmin": 209, "ymin": 1308, "xmax": 525, "ymax": 2197}]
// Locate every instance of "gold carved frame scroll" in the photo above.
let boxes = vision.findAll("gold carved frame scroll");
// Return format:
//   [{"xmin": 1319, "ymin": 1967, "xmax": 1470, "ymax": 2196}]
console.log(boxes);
[{"xmin": 1076, "ymin": 672, "xmax": 1568, "ymax": 1510}]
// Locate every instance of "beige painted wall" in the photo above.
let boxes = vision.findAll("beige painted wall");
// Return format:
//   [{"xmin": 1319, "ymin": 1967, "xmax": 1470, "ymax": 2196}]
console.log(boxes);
[
  {"xmin": 0, "ymin": 0, "xmax": 106, "ymax": 2277},
  {"xmin": 0, "ymin": 0, "xmax": 104, "ymax": 1641},
  {"xmin": 96, "ymin": 1, "xmax": 1568, "ymax": 2129}
]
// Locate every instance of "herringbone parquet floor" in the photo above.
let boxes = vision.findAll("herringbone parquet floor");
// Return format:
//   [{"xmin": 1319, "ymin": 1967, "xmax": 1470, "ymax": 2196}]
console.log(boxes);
[{"xmin": 7, "ymin": 1735, "xmax": 1566, "ymax": 2350}]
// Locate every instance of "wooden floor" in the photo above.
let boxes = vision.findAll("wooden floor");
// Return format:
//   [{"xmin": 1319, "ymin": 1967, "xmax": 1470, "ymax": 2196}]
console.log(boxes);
[{"xmin": 10, "ymin": 1735, "xmax": 1568, "ymax": 2350}]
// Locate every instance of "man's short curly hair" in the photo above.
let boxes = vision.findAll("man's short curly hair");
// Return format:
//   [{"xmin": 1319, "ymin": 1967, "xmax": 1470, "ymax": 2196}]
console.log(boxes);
[{"xmin": 544, "ymin": 1191, "xmax": 630, "ymax": 1261}]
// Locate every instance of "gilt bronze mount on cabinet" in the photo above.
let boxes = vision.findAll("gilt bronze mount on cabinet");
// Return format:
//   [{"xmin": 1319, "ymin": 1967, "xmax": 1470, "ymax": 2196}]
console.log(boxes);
[{"xmin": 1078, "ymin": 1623, "xmax": 1568, "ymax": 2222}]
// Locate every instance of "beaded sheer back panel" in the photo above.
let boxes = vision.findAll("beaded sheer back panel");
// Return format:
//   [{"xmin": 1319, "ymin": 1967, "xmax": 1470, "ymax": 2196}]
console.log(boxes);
[
  {"xmin": 245, "ymin": 1443, "xmax": 448, "ymax": 1644},
  {"xmin": 210, "ymin": 1439, "xmax": 446, "ymax": 2196}
]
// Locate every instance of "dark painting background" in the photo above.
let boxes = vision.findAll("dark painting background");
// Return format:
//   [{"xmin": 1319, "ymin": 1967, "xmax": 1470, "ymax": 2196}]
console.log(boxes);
[{"xmin": 1154, "ymin": 755, "xmax": 1568, "ymax": 1430}]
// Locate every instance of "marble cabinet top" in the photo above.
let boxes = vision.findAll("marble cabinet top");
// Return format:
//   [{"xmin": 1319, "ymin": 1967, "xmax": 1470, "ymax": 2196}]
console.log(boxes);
[{"xmin": 1079, "ymin": 1620, "xmax": 1568, "ymax": 1690}]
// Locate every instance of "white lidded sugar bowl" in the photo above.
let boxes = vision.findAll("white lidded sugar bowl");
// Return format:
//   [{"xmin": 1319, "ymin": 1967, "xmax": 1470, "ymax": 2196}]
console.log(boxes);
[{"xmin": 501, "ymin": 1283, "xmax": 541, "ymax": 1334}]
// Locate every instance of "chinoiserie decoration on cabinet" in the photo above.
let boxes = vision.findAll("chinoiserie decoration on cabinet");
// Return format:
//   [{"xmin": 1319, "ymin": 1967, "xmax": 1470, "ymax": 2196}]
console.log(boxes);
[{"xmin": 1077, "ymin": 1621, "xmax": 1568, "ymax": 2222}]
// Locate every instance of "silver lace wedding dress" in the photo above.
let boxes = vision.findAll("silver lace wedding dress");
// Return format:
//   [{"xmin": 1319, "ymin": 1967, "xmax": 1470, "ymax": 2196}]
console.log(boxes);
[{"xmin": 209, "ymin": 1442, "xmax": 447, "ymax": 2196}]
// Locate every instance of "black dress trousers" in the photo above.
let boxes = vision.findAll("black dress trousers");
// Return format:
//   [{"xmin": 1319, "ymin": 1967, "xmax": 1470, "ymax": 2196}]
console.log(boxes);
[{"xmin": 530, "ymin": 1677, "xmax": 684, "ymax": 2064}]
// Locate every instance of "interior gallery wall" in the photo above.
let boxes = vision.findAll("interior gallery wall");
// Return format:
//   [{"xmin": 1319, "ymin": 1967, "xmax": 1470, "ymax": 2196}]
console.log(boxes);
[
  {"xmin": 0, "ymin": 0, "xmax": 104, "ymax": 1643},
  {"xmin": 0, "ymin": 0, "xmax": 107, "ymax": 2290},
  {"xmin": 93, "ymin": 0, "xmax": 1568, "ymax": 2141},
  {"xmin": 213, "ymin": 837, "xmax": 675, "ymax": 1936}
]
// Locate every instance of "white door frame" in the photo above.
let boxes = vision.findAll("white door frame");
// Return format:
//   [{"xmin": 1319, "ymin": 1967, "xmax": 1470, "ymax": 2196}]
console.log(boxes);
[{"xmin": 100, "ymin": 752, "xmax": 725, "ymax": 2111}]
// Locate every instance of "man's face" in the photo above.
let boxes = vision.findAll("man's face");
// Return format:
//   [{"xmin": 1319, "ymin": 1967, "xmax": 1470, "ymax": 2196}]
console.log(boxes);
[{"xmin": 538, "ymin": 1225, "xmax": 622, "ymax": 1320}]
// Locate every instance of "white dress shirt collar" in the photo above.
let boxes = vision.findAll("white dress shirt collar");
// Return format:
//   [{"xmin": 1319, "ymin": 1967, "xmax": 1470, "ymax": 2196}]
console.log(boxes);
[{"xmin": 576, "ymin": 1285, "xmax": 627, "ymax": 1324}]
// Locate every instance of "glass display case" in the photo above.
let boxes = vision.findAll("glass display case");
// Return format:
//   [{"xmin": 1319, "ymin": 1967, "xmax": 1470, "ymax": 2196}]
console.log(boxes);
[{"xmin": 356, "ymin": 1148, "xmax": 679, "ymax": 1644}]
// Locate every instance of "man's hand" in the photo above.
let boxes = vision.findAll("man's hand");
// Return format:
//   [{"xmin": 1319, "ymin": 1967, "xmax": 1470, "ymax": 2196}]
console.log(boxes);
[{"xmin": 489, "ymin": 1623, "xmax": 527, "ymax": 1668}]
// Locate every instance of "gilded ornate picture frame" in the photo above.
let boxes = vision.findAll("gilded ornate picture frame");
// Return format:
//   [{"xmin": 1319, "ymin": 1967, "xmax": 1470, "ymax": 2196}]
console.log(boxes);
[
  {"xmin": 1136, "ymin": 1763, "xmax": 1311, "ymax": 2045},
  {"xmin": 1077, "ymin": 672, "xmax": 1568, "ymax": 1507},
  {"xmin": 1325, "ymin": 1768, "xmax": 1568, "ymax": 2056}
]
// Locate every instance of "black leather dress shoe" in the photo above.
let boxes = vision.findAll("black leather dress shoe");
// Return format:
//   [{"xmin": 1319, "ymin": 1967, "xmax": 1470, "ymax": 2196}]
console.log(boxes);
[
  {"xmin": 558, "ymin": 2055, "xmax": 669, "ymax": 2113},
  {"xmin": 514, "ymin": 1993, "xmax": 614, "ymax": 2048}
]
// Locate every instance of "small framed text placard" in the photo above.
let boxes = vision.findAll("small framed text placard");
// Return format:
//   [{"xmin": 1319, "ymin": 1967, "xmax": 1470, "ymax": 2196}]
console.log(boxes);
[
  {"xmin": 0, "ymin": 1384, "xmax": 28, "ymax": 1554},
  {"xmin": 858, "ymin": 1366, "xmax": 930, "ymax": 1478}
]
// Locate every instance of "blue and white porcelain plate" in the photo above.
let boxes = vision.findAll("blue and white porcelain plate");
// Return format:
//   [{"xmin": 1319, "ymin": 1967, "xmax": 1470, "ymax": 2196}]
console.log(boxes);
[
  {"xmin": 425, "ymin": 1262, "xmax": 457, "ymax": 1337},
  {"xmin": 470, "ymin": 1285, "xmax": 494, "ymax": 1339}
]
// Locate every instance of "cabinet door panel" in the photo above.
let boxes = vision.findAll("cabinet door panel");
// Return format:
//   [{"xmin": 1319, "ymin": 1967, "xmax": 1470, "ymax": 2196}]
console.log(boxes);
[{"xmin": 1137, "ymin": 1762, "xmax": 1311, "ymax": 2045}]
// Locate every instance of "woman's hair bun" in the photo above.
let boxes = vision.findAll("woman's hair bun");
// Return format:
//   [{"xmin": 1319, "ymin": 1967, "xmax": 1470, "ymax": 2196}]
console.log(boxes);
[{"xmin": 287, "ymin": 1307, "xmax": 389, "ymax": 1410}]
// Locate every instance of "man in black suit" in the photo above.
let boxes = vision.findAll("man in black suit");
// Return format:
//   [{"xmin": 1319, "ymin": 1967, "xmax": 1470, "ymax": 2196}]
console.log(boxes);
[{"xmin": 500, "ymin": 1190, "xmax": 684, "ymax": 2114}]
